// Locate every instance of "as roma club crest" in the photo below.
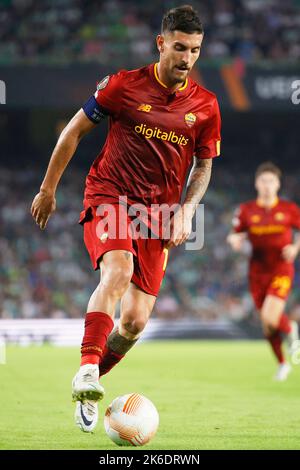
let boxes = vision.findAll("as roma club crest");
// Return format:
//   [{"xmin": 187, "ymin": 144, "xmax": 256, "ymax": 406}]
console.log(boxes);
[
  {"xmin": 184, "ymin": 112, "xmax": 196, "ymax": 128},
  {"xmin": 251, "ymin": 214, "xmax": 261, "ymax": 223},
  {"xmin": 274, "ymin": 212, "xmax": 285, "ymax": 221}
]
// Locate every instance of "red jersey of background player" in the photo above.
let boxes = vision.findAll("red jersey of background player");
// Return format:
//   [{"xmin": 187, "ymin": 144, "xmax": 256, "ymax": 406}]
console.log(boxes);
[
  {"xmin": 233, "ymin": 198, "xmax": 300, "ymax": 272},
  {"xmin": 82, "ymin": 62, "xmax": 221, "ymax": 210}
]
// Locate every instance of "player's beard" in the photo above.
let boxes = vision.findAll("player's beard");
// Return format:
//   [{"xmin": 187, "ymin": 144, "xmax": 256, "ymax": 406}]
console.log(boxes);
[{"xmin": 171, "ymin": 66, "xmax": 189, "ymax": 84}]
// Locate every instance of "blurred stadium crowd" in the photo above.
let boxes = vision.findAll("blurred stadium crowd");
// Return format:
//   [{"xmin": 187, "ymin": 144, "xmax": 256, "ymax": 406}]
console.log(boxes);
[
  {"xmin": 1, "ymin": 0, "xmax": 300, "ymax": 324},
  {"xmin": 0, "ymin": 0, "xmax": 300, "ymax": 64},
  {"xmin": 1, "ymin": 166, "xmax": 300, "ymax": 322}
]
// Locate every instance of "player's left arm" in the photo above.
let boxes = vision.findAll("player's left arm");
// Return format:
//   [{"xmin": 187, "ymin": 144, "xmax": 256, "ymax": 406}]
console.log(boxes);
[
  {"xmin": 166, "ymin": 158, "xmax": 212, "ymax": 248},
  {"xmin": 184, "ymin": 157, "xmax": 213, "ymax": 214},
  {"xmin": 282, "ymin": 234, "xmax": 300, "ymax": 262},
  {"xmin": 166, "ymin": 96, "xmax": 221, "ymax": 248},
  {"xmin": 282, "ymin": 203, "xmax": 300, "ymax": 262}
]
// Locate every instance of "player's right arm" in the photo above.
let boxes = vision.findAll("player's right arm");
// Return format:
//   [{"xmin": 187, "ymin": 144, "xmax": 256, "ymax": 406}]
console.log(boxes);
[
  {"xmin": 227, "ymin": 232, "xmax": 247, "ymax": 251},
  {"xmin": 282, "ymin": 202, "xmax": 300, "ymax": 262},
  {"xmin": 31, "ymin": 109, "xmax": 97, "ymax": 230},
  {"xmin": 226, "ymin": 204, "xmax": 248, "ymax": 252},
  {"xmin": 31, "ymin": 71, "xmax": 125, "ymax": 230}
]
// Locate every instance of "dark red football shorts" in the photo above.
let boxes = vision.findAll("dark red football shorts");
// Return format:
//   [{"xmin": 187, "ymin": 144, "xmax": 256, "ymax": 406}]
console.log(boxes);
[
  {"xmin": 79, "ymin": 203, "xmax": 169, "ymax": 297},
  {"xmin": 249, "ymin": 264, "xmax": 294, "ymax": 310}
]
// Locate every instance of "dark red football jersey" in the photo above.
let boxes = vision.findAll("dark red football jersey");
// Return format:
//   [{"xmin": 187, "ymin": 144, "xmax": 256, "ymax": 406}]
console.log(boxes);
[
  {"xmin": 82, "ymin": 62, "xmax": 221, "ymax": 209},
  {"xmin": 233, "ymin": 198, "xmax": 300, "ymax": 271}
]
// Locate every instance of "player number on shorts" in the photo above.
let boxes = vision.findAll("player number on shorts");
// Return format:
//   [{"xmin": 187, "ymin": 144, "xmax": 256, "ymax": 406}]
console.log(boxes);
[{"xmin": 271, "ymin": 275, "xmax": 291, "ymax": 297}]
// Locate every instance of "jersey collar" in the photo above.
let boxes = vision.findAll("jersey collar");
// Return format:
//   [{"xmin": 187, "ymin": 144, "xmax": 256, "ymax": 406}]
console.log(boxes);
[
  {"xmin": 256, "ymin": 197, "xmax": 279, "ymax": 209},
  {"xmin": 150, "ymin": 62, "xmax": 189, "ymax": 95}
]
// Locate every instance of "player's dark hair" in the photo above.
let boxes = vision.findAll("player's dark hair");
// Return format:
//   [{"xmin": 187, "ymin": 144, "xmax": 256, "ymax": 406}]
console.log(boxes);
[
  {"xmin": 255, "ymin": 162, "xmax": 282, "ymax": 180},
  {"xmin": 162, "ymin": 5, "xmax": 203, "ymax": 35}
]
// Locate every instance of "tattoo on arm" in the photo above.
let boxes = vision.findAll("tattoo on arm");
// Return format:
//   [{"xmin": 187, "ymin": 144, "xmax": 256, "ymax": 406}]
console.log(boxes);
[{"xmin": 184, "ymin": 158, "xmax": 212, "ymax": 216}]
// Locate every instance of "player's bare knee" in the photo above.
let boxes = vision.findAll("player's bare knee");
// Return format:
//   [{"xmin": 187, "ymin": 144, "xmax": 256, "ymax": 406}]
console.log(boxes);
[
  {"xmin": 101, "ymin": 264, "xmax": 133, "ymax": 298},
  {"xmin": 261, "ymin": 312, "xmax": 269, "ymax": 327},
  {"xmin": 261, "ymin": 312, "xmax": 276, "ymax": 331},
  {"xmin": 269, "ymin": 317, "xmax": 280, "ymax": 330},
  {"xmin": 121, "ymin": 316, "xmax": 147, "ymax": 336}
]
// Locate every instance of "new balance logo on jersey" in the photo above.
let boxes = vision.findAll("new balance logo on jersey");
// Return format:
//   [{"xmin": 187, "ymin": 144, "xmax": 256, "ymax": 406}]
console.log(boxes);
[
  {"xmin": 134, "ymin": 123, "xmax": 189, "ymax": 146},
  {"xmin": 137, "ymin": 104, "xmax": 152, "ymax": 112}
]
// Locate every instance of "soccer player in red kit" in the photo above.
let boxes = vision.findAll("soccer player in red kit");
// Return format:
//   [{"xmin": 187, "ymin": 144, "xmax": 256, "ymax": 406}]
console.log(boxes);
[
  {"xmin": 31, "ymin": 5, "xmax": 221, "ymax": 432},
  {"xmin": 227, "ymin": 162, "xmax": 300, "ymax": 381}
]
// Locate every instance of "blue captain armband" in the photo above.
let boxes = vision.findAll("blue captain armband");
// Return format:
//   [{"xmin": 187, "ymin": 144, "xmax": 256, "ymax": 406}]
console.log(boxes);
[{"xmin": 82, "ymin": 96, "xmax": 109, "ymax": 124}]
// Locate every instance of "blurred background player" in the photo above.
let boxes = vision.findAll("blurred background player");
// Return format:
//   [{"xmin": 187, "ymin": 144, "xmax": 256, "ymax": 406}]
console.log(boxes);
[
  {"xmin": 30, "ymin": 5, "xmax": 221, "ymax": 432},
  {"xmin": 227, "ymin": 162, "xmax": 300, "ymax": 381}
]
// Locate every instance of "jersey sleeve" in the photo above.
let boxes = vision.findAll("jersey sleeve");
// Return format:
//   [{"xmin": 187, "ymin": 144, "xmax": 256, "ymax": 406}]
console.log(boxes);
[
  {"xmin": 232, "ymin": 204, "xmax": 248, "ymax": 233},
  {"xmin": 194, "ymin": 97, "xmax": 221, "ymax": 159},
  {"xmin": 289, "ymin": 203, "xmax": 300, "ymax": 229},
  {"xmin": 82, "ymin": 70, "xmax": 125, "ymax": 123}
]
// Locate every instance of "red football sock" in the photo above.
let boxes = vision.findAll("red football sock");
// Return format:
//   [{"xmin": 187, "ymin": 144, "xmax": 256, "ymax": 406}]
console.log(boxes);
[
  {"xmin": 99, "ymin": 345, "xmax": 125, "ymax": 377},
  {"xmin": 80, "ymin": 311, "xmax": 114, "ymax": 366},
  {"xmin": 266, "ymin": 331, "xmax": 285, "ymax": 364},
  {"xmin": 277, "ymin": 313, "xmax": 291, "ymax": 335}
]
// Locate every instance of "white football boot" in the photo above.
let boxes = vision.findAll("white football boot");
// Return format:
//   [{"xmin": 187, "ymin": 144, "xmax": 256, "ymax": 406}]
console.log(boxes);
[
  {"xmin": 72, "ymin": 364, "xmax": 104, "ymax": 432},
  {"xmin": 274, "ymin": 362, "xmax": 292, "ymax": 382}
]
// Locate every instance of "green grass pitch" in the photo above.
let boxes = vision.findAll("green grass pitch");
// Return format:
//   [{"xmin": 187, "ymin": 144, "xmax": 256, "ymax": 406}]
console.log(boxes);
[{"xmin": 0, "ymin": 340, "xmax": 300, "ymax": 450}]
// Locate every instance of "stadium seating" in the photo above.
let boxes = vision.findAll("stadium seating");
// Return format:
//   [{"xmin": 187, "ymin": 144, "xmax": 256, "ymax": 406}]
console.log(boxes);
[{"xmin": 0, "ymin": 0, "xmax": 299, "ymax": 65}]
